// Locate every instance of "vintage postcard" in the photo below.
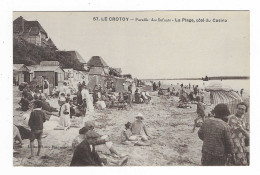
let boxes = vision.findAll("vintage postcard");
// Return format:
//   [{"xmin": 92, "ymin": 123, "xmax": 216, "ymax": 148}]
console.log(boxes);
[{"xmin": 13, "ymin": 11, "xmax": 249, "ymax": 166}]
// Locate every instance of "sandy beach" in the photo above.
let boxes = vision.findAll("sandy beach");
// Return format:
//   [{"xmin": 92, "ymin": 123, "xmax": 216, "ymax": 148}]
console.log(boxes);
[{"xmin": 13, "ymin": 86, "xmax": 212, "ymax": 166}]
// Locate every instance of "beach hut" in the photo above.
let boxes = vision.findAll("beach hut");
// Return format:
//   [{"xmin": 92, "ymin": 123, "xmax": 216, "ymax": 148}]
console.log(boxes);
[
  {"xmin": 13, "ymin": 64, "xmax": 30, "ymax": 85},
  {"xmin": 113, "ymin": 77, "xmax": 126, "ymax": 92},
  {"xmin": 86, "ymin": 56, "xmax": 110, "ymax": 90},
  {"xmin": 33, "ymin": 65, "xmax": 64, "ymax": 90},
  {"xmin": 205, "ymin": 82, "xmax": 243, "ymax": 114}
]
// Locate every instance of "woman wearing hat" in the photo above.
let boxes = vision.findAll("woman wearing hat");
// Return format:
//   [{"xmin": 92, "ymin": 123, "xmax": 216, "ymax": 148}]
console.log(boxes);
[{"xmin": 198, "ymin": 103, "xmax": 234, "ymax": 166}]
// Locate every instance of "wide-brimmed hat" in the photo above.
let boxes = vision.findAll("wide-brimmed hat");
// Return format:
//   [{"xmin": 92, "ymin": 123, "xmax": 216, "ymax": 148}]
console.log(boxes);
[{"xmin": 136, "ymin": 113, "xmax": 144, "ymax": 119}]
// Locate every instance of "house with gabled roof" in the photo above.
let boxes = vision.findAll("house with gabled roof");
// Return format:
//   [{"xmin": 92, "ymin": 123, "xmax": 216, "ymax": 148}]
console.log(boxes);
[
  {"xmin": 87, "ymin": 56, "xmax": 109, "ymax": 75},
  {"xmin": 13, "ymin": 16, "xmax": 56, "ymax": 49}
]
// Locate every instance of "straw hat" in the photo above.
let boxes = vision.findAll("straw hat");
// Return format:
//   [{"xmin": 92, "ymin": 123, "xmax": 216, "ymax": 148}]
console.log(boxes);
[{"xmin": 136, "ymin": 113, "xmax": 144, "ymax": 120}]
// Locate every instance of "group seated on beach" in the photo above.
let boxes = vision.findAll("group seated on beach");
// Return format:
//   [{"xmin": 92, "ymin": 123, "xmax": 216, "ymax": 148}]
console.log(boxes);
[
  {"xmin": 70, "ymin": 113, "xmax": 152, "ymax": 166},
  {"xmin": 71, "ymin": 121, "xmax": 129, "ymax": 166}
]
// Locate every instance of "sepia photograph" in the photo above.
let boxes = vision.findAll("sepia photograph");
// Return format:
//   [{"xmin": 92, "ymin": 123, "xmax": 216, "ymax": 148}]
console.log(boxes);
[{"xmin": 12, "ymin": 11, "xmax": 250, "ymax": 166}]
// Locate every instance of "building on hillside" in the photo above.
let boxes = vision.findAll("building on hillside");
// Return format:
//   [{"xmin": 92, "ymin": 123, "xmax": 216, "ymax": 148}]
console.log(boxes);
[
  {"xmin": 13, "ymin": 16, "xmax": 56, "ymax": 49},
  {"xmin": 13, "ymin": 64, "xmax": 30, "ymax": 85},
  {"xmin": 47, "ymin": 38, "xmax": 57, "ymax": 50}
]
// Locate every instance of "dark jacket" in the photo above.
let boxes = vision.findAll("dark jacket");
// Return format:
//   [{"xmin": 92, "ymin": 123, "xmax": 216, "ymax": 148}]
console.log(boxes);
[
  {"xmin": 198, "ymin": 118, "xmax": 234, "ymax": 156},
  {"xmin": 70, "ymin": 139, "xmax": 103, "ymax": 166},
  {"xmin": 28, "ymin": 109, "xmax": 46, "ymax": 131}
]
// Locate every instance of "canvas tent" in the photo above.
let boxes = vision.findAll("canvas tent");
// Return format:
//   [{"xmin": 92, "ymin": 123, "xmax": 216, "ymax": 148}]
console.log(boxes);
[{"xmin": 205, "ymin": 82, "xmax": 243, "ymax": 114}]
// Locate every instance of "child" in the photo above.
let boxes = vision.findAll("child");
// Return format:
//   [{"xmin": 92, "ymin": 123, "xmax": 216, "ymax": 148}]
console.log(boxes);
[
  {"xmin": 121, "ymin": 122, "xmax": 138, "ymax": 145},
  {"xmin": 28, "ymin": 100, "xmax": 46, "ymax": 158},
  {"xmin": 192, "ymin": 96, "xmax": 206, "ymax": 133}
]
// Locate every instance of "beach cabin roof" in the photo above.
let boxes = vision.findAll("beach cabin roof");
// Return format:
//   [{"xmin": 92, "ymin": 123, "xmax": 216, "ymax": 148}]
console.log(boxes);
[
  {"xmin": 26, "ymin": 65, "xmax": 39, "ymax": 73},
  {"xmin": 87, "ymin": 56, "xmax": 108, "ymax": 67},
  {"xmin": 63, "ymin": 68, "xmax": 74, "ymax": 73},
  {"xmin": 40, "ymin": 61, "xmax": 60, "ymax": 66},
  {"xmin": 88, "ymin": 67, "xmax": 105, "ymax": 75},
  {"xmin": 13, "ymin": 64, "xmax": 29, "ymax": 72},
  {"xmin": 34, "ymin": 66, "xmax": 64, "ymax": 73}
]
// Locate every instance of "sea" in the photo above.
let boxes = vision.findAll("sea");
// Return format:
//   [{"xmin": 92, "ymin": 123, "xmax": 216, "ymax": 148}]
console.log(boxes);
[{"xmin": 158, "ymin": 79, "xmax": 250, "ymax": 94}]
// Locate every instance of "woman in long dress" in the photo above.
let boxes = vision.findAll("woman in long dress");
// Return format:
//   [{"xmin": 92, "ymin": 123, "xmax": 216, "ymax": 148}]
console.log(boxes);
[
  {"xmin": 59, "ymin": 98, "xmax": 71, "ymax": 130},
  {"xmin": 81, "ymin": 86, "xmax": 95, "ymax": 122}
]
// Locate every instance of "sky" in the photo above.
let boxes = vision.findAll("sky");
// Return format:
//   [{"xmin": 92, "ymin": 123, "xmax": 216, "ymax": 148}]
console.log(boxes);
[{"xmin": 13, "ymin": 11, "xmax": 249, "ymax": 79}]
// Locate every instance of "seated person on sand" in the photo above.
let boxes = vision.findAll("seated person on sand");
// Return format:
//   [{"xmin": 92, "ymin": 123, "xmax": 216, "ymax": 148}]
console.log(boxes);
[
  {"xmin": 84, "ymin": 121, "xmax": 127, "ymax": 158},
  {"xmin": 121, "ymin": 122, "xmax": 151, "ymax": 146},
  {"xmin": 141, "ymin": 91, "xmax": 151, "ymax": 103},
  {"xmin": 118, "ymin": 92, "xmax": 127, "ymax": 109},
  {"xmin": 51, "ymin": 86, "xmax": 59, "ymax": 98},
  {"xmin": 130, "ymin": 113, "xmax": 151, "ymax": 141},
  {"xmin": 71, "ymin": 127, "xmax": 128, "ymax": 166},
  {"xmin": 102, "ymin": 92, "xmax": 113, "ymax": 108},
  {"xmin": 108, "ymin": 93, "xmax": 116, "ymax": 108},
  {"xmin": 95, "ymin": 99, "xmax": 106, "ymax": 110},
  {"xmin": 135, "ymin": 89, "xmax": 143, "ymax": 104},
  {"xmin": 18, "ymin": 94, "xmax": 30, "ymax": 111},
  {"xmin": 158, "ymin": 88, "xmax": 164, "ymax": 96}
]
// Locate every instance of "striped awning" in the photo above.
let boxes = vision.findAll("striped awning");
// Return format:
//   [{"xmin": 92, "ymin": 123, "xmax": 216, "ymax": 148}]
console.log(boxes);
[{"xmin": 206, "ymin": 82, "xmax": 242, "ymax": 114}]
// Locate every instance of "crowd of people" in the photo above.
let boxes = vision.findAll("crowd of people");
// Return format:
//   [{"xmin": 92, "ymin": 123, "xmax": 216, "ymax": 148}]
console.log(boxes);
[{"xmin": 13, "ymin": 79, "xmax": 249, "ymax": 166}]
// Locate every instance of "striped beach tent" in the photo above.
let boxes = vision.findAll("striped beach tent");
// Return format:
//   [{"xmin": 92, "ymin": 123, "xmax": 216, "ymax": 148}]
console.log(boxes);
[{"xmin": 205, "ymin": 82, "xmax": 243, "ymax": 114}]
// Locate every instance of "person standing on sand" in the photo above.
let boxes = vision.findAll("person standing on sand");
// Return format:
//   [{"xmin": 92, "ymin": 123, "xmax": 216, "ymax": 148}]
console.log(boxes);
[
  {"xmin": 59, "ymin": 98, "xmax": 71, "ymax": 130},
  {"xmin": 198, "ymin": 104, "xmax": 234, "ymax": 166},
  {"xmin": 131, "ymin": 113, "xmax": 151, "ymax": 141},
  {"xmin": 192, "ymin": 96, "xmax": 206, "ymax": 133},
  {"xmin": 227, "ymin": 102, "xmax": 249, "ymax": 165},
  {"xmin": 240, "ymin": 89, "xmax": 244, "ymax": 97},
  {"xmin": 194, "ymin": 85, "xmax": 198, "ymax": 96},
  {"xmin": 43, "ymin": 78, "xmax": 50, "ymax": 99},
  {"xmin": 28, "ymin": 100, "xmax": 46, "ymax": 158},
  {"xmin": 158, "ymin": 81, "xmax": 161, "ymax": 88}
]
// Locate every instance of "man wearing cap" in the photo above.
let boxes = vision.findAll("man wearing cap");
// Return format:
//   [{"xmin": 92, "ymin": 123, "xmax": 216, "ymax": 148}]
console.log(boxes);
[
  {"xmin": 131, "ymin": 113, "xmax": 151, "ymax": 141},
  {"xmin": 198, "ymin": 104, "xmax": 234, "ymax": 166},
  {"xmin": 84, "ymin": 121, "xmax": 126, "ymax": 158}
]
